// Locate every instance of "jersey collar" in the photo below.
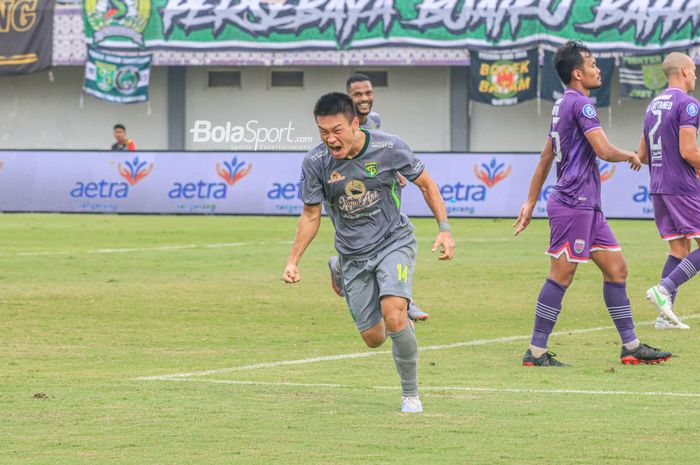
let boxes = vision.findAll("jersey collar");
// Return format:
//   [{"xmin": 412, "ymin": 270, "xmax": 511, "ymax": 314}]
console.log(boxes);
[{"xmin": 355, "ymin": 128, "xmax": 370, "ymax": 158}]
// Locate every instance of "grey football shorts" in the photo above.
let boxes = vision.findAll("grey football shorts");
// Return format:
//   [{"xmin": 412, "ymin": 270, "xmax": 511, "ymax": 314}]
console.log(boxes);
[{"xmin": 339, "ymin": 234, "xmax": 417, "ymax": 332}]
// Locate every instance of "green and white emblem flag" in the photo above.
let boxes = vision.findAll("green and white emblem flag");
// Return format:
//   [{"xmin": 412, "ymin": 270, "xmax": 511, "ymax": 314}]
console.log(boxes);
[{"xmin": 84, "ymin": 46, "xmax": 152, "ymax": 103}]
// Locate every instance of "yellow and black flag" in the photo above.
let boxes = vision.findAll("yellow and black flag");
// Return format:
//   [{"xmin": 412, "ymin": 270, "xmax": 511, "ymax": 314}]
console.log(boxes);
[
  {"xmin": 0, "ymin": 0, "xmax": 54, "ymax": 76},
  {"xmin": 470, "ymin": 48, "xmax": 538, "ymax": 106}
]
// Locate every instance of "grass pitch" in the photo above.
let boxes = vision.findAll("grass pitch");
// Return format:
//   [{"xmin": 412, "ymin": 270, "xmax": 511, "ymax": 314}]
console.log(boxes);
[{"xmin": 1, "ymin": 214, "xmax": 699, "ymax": 465}]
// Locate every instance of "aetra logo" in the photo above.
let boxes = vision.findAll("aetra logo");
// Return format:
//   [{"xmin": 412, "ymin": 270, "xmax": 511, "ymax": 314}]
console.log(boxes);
[
  {"xmin": 168, "ymin": 157, "xmax": 252, "ymax": 199},
  {"xmin": 70, "ymin": 157, "xmax": 153, "ymax": 198}
]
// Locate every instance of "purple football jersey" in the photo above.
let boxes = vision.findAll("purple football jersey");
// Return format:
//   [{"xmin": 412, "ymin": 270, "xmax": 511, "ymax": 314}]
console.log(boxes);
[
  {"xmin": 548, "ymin": 89, "xmax": 603, "ymax": 209},
  {"xmin": 643, "ymin": 88, "xmax": 700, "ymax": 195}
]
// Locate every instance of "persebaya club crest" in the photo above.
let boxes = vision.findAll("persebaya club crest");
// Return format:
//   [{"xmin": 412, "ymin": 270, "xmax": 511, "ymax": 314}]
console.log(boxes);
[
  {"xmin": 85, "ymin": 0, "xmax": 151, "ymax": 46},
  {"xmin": 96, "ymin": 61, "xmax": 141, "ymax": 95},
  {"xmin": 365, "ymin": 162, "xmax": 378, "ymax": 177}
]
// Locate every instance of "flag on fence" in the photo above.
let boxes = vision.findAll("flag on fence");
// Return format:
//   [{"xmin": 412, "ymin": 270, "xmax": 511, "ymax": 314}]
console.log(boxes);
[
  {"xmin": 83, "ymin": 47, "xmax": 152, "ymax": 104},
  {"xmin": 470, "ymin": 48, "xmax": 538, "ymax": 106},
  {"xmin": 0, "ymin": 0, "xmax": 54, "ymax": 75},
  {"xmin": 619, "ymin": 54, "xmax": 670, "ymax": 99}
]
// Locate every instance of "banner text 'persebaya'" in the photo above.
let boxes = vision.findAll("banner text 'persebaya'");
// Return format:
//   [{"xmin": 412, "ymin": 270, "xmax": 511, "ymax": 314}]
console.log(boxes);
[{"xmin": 82, "ymin": 0, "xmax": 700, "ymax": 52}]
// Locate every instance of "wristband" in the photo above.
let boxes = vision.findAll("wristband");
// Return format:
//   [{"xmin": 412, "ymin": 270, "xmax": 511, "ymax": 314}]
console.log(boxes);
[{"xmin": 438, "ymin": 220, "xmax": 451, "ymax": 232}]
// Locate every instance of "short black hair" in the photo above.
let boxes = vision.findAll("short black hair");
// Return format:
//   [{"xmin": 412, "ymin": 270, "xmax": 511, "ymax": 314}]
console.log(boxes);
[
  {"xmin": 346, "ymin": 73, "xmax": 372, "ymax": 91},
  {"xmin": 314, "ymin": 92, "xmax": 356, "ymax": 123},
  {"xmin": 113, "ymin": 124, "xmax": 126, "ymax": 131},
  {"xmin": 553, "ymin": 41, "xmax": 592, "ymax": 85}
]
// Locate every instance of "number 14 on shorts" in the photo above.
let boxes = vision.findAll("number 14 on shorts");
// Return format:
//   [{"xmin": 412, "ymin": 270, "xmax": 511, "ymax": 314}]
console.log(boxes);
[{"xmin": 397, "ymin": 263, "xmax": 409, "ymax": 283}]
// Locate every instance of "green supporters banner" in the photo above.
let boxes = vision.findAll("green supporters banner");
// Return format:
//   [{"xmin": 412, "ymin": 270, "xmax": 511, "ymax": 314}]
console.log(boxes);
[
  {"xmin": 83, "ymin": 47, "xmax": 152, "ymax": 103},
  {"xmin": 470, "ymin": 48, "xmax": 538, "ymax": 106},
  {"xmin": 82, "ymin": 0, "xmax": 700, "ymax": 52},
  {"xmin": 619, "ymin": 54, "xmax": 670, "ymax": 100},
  {"xmin": 0, "ymin": 0, "xmax": 54, "ymax": 76}
]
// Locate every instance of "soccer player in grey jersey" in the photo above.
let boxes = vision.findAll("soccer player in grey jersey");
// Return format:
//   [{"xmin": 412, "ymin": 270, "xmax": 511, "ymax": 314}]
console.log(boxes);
[
  {"xmin": 282, "ymin": 93, "xmax": 454, "ymax": 413},
  {"xmin": 327, "ymin": 74, "xmax": 430, "ymax": 322},
  {"xmin": 513, "ymin": 41, "xmax": 671, "ymax": 366},
  {"xmin": 638, "ymin": 52, "xmax": 700, "ymax": 330},
  {"xmin": 347, "ymin": 73, "xmax": 382, "ymax": 130}
]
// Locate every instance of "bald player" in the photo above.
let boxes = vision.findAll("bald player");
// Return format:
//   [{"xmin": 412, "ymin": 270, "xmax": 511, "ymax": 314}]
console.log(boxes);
[{"xmin": 639, "ymin": 52, "xmax": 700, "ymax": 330}]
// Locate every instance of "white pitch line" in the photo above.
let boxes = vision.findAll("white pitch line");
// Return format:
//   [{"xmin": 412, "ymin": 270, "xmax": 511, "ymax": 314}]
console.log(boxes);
[
  {"xmin": 157, "ymin": 378, "xmax": 700, "ymax": 398},
  {"xmin": 159, "ymin": 378, "xmax": 351, "ymax": 389},
  {"xmin": 3, "ymin": 240, "xmax": 293, "ymax": 257},
  {"xmin": 136, "ymin": 313, "xmax": 700, "ymax": 381}
]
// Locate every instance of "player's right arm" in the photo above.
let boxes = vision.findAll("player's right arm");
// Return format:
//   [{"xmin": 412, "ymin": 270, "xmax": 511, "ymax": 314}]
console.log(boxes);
[
  {"xmin": 282, "ymin": 203, "xmax": 322, "ymax": 283},
  {"xmin": 513, "ymin": 138, "xmax": 555, "ymax": 236},
  {"xmin": 283, "ymin": 153, "xmax": 325, "ymax": 283},
  {"xmin": 679, "ymin": 127, "xmax": 700, "ymax": 170},
  {"xmin": 585, "ymin": 129, "xmax": 641, "ymax": 171},
  {"xmin": 637, "ymin": 134, "xmax": 649, "ymax": 165}
]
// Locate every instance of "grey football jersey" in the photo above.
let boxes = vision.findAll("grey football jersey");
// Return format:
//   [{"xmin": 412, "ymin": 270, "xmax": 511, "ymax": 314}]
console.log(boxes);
[
  {"xmin": 360, "ymin": 111, "xmax": 381, "ymax": 130},
  {"xmin": 301, "ymin": 129, "xmax": 424, "ymax": 259}
]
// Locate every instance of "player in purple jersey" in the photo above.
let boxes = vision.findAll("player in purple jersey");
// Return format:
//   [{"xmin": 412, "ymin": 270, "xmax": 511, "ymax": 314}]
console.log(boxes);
[
  {"xmin": 513, "ymin": 41, "xmax": 672, "ymax": 366},
  {"xmin": 637, "ymin": 52, "xmax": 700, "ymax": 330}
]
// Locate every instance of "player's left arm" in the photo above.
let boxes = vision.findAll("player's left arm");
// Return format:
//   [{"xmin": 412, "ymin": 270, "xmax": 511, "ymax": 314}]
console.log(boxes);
[
  {"xmin": 637, "ymin": 134, "xmax": 649, "ymax": 165},
  {"xmin": 412, "ymin": 171, "xmax": 455, "ymax": 260},
  {"xmin": 679, "ymin": 127, "xmax": 700, "ymax": 170},
  {"xmin": 586, "ymin": 129, "xmax": 641, "ymax": 171}
]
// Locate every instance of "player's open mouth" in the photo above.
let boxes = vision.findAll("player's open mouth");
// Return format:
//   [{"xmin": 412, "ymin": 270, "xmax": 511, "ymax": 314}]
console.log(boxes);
[{"xmin": 330, "ymin": 145, "xmax": 343, "ymax": 155}]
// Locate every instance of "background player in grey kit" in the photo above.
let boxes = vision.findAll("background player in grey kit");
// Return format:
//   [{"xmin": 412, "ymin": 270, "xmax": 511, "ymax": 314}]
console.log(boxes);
[
  {"xmin": 346, "ymin": 73, "xmax": 381, "ymax": 129},
  {"xmin": 282, "ymin": 93, "xmax": 454, "ymax": 413},
  {"xmin": 513, "ymin": 41, "xmax": 671, "ymax": 366},
  {"xmin": 327, "ymin": 73, "xmax": 430, "ymax": 322},
  {"xmin": 638, "ymin": 52, "xmax": 700, "ymax": 330}
]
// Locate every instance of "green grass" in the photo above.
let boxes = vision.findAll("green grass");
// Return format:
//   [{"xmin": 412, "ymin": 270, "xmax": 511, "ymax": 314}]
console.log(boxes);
[{"xmin": 1, "ymin": 214, "xmax": 699, "ymax": 465}]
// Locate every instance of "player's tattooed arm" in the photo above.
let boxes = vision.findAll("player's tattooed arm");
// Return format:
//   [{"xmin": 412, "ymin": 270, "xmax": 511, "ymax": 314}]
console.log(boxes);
[
  {"xmin": 513, "ymin": 139, "xmax": 555, "ymax": 237},
  {"xmin": 586, "ymin": 128, "xmax": 641, "ymax": 171},
  {"xmin": 282, "ymin": 203, "xmax": 322, "ymax": 283}
]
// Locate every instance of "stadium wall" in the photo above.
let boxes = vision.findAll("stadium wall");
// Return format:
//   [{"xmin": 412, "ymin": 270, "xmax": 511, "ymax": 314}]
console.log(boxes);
[
  {"xmin": 0, "ymin": 67, "xmax": 169, "ymax": 150},
  {"xmin": 3, "ymin": 66, "xmax": 689, "ymax": 153},
  {"xmin": 0, "ymin": 151, "xmax": 653, "ymax": 219}
]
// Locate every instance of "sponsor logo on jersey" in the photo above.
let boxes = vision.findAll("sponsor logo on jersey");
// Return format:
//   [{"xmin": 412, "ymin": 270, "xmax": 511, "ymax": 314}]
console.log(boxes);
[
  {"xmin": 327, "ymin": 171, "xmax": 346, "ymax": 184},
  {"xmin": 338, "ymin": 180, "xmax": 380, "ymax": 217},
  {"xmin": 371, "ymin": 141, "xmax": 394, "ymax": 149}
]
